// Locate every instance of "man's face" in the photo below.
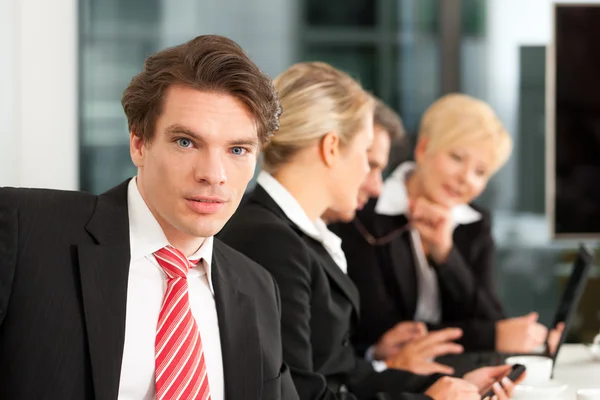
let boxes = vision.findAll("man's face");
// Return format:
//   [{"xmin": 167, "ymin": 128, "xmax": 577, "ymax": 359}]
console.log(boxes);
[
  {"xmin": 131, "ymin": 85, "xmax": 259, "ymax": 244},
  {"xmin": 323, "ymin": 124, "xmax": 391, "ymax": 223}
]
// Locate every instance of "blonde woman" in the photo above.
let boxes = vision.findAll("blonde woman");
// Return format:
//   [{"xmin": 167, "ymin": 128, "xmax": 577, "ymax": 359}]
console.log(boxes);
[
  {"xmin": 336, "ymin": 93, "xmax": 563, "ymax": 371},
  {"xmin": 219, "ymin": 68, "xmax": 517, "ymax": 399},
  {"xmin": 321, "ymin": 97, "xmax": 406, "ymax": 224}
]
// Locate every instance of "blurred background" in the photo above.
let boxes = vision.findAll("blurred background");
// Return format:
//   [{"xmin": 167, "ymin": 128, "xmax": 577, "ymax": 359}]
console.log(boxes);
[{"xmin": 0, "ymin": 0, "xmax": 599, "ymax": 342}]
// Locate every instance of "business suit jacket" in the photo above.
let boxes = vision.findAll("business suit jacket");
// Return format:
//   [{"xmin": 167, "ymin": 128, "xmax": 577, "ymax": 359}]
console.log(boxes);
[
  {"xmin": 330, "ymin": 199, "xmax": 506, "ymax": 355},
  {"xmin": 218, "ymin": 186, "xmax": 442, "ymax": 400},
  {"xmin": 0, "ymin": 181, "xmax": 298, "ymax": 400}
]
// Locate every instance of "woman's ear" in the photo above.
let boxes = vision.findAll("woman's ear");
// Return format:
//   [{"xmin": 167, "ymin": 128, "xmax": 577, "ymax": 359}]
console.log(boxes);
[
  {"xmin": 319, "ymin": 132, "xmax": 340, "ymax": 167},
  {"xmin": 414, "ymin": 137, "xmax": 428, "ymax": 163}
]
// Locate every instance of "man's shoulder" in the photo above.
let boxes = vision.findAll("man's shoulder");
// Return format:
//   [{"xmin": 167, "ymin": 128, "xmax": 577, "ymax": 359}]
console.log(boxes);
[
  {"xmin": 0, "ymin": 186, "xmax": 97, "ymax": 212},
  {"xmin": 0, "ymin": 187, "xmax": 102, "ymax": 245}
]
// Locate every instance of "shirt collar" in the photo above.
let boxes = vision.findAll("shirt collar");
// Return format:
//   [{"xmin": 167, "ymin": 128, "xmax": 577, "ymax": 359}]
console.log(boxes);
[
  {"xmin": 257, "ymin": 171, "xmax": 321, "ymax": 239},
  {"xmin": 257, "ymin": 171, "xmax": 348, "ymax": 273},
  {"xmin": 375, "ymin": 162, "xmax": 483, "ymax": 227},
  {"xmin": 127, "ymin": 178, "xmax": 215, "ymax": 294}
]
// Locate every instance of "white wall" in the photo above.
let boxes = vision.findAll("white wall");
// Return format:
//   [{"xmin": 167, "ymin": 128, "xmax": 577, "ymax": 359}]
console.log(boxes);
[
  {"xmin": 0, "ymin": 0, "xmax": 78, "ymax": 190},
  {"xmin": 0, "ymin": 0, "xmax": 19, "ymax": 187},
  {"xmin": 484, "ymin": 0, "xmax": 600, "ymax": 209}
]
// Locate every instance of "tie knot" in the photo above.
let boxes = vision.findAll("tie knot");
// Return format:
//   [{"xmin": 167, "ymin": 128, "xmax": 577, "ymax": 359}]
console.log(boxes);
[{"xmin": 154, "ymin": 246, "xmax": 200, "ymax": 279}]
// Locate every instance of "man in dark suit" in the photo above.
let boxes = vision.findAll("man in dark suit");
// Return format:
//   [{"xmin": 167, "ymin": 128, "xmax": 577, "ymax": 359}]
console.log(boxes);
[
  {"xmin": 0, "ymin": 35, "xmax": 298, "ymax": 400},
  {"xmin": 323, "ymin": 100, "xmax": 467, "ymax": 376}
]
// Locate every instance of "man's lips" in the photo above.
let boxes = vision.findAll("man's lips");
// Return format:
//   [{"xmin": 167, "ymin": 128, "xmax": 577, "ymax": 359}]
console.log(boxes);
[
  {"xmin": 187, "ymin": 196, "xmax": 226, "ymax": 203},
  {"xmin": 185, "ymin": 196, "xmax": 226, "ymax": 214}
]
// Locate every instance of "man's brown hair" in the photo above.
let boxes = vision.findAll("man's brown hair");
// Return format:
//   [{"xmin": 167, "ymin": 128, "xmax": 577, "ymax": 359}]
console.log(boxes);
[
  {"xmin": 373, "ymin": 98, "xmax": 405, "ymax": 141},
  {"xmin": 121, "ymin": 35, "xmax": 281, "ymax": 145}
]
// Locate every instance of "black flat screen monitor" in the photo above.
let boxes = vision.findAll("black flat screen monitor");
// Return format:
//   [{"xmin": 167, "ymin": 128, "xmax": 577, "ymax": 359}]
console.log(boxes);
[{"xmin": 548, "ymin": 4, "xmax": 600, "ymax": 239}]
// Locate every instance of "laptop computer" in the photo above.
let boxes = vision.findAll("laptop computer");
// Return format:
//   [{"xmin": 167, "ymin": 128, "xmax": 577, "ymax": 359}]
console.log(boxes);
[{"xmin": 439, "ymin": 244, "xmax": 595, "ymax": 376}]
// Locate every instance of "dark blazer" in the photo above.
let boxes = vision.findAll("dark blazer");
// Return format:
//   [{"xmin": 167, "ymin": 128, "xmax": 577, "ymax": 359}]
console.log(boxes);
[
  {"xmin": 0, "ymin": 181, "xmax": 298, "ymax": 400},
  {"xmin": 330, "ymin": 198, "xmax": 506, "ymax": 355},
  {"xmin": 218, "ymin": 186, "xmax": 442, "ymax": 400}
]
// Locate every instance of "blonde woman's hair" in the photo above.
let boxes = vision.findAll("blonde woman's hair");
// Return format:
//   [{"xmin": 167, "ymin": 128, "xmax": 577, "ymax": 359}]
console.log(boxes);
[
  {"xmin": 418, "ymin": 93, "xmax": 513, "ymax": 173},
  {"xmin": 262, "ymin": 62, "xmax": 375, "ymax": 172}
]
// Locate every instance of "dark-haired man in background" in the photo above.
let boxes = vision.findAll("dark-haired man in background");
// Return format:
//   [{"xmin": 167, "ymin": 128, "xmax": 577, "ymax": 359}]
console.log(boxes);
[{"xmin": 326, "ymin": 100, "xmax": 465, "ymax": 376}]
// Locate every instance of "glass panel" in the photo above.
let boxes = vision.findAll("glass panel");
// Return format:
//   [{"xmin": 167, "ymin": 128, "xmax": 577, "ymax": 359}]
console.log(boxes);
[
  {"xmin": 411, "ymin": 0, "xmax": 485, "ymax": 37},
  {"xmin": 516, "ymin": 46, "xmax": 546, "ymax": 215},
  {"xmin": 392, "ymin": 0, "xmax": 440, "ymax": 134},
  {"xmin": 79, "ymin": 0, "xmax": 442, "ymax": 196},
  {"xmin": 298, "ymin": 0, "xmax": 441, "ymax": 171},
  {"xmin": 461, "ymin": 0, "xmax": 486, "ymax": 37},
  {"xmin": 302, "ymin": 45, "xmax": 378, "ymax": 92},
  {"xmin": 414, "ymin": 0, "xmax": 439, "ymax": 35},
  {"xmin": 79, "ymin": 0, "xmax": 299, "ymax": 194},
  {"xmin": 305, "ymin": 0, "xmax": 377, "ymax": 27},
  {"xmin": 392, "ymin": 37, "xmax": 440, "ymax": 134},
  {"xmin": 79, "ymin": 37, "xmax": 154, "ymax": 193}
]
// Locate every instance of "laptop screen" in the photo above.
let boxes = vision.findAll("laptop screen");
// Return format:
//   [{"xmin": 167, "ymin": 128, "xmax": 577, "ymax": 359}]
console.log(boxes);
[{"xmin": 549, "ymin": 244, "xmax": 594, "ymax": 360}]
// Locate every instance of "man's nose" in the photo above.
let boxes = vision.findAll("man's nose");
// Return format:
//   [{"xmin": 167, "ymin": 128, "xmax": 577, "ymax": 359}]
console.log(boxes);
[{"xmin": 194, "ymin": 151, "xmax": 227, "ymax": 185}]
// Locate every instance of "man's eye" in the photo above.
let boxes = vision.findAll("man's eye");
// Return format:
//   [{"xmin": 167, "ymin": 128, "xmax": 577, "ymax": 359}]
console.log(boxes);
[
  {"xmin": 231, "ymin": 147, "xmax": 248, "ymax": 156},
  {"xmin": 177, "ymin": 138, "xmax": 193, "ymax": 148}
]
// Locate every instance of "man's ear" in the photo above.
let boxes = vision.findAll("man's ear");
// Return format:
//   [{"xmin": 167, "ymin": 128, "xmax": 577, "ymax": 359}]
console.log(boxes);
[
  {"xmin": 414, "ymin": 137, "xmax": 428, "ymax": 163},
  {"xmin": 130, "ymin": 131, "xmax": 146, "ymax": 167},
  {"xmin": 319, "ymin": 132, "xmax": 340, "ymax": 167}
]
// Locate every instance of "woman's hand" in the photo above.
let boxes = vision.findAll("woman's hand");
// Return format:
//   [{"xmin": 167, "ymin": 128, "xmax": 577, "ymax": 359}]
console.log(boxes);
[
  {"xmin": 409, "ymin": 197, "xmax": 454, "ymax": 263},
  {"xmin": 373, "ymin": 321, "xmax": 427, "ymax": 360},
  {"xmin": 547, "ymin": 322, "xmax": 565, "ymax": 355},
  {"xmin": 386, "ymin": 328, "xmax": 464, "ymax": 375},
  {"xmin": 465, "ymin": 365, "xmax": 525, "ymax": 400},
  {"xmin": 424, "ymin": 376, "xmax": 480, "ymax": 400},
  {"xmin": 495, "ymin": 312, "xmax": 548, "ymax": 353}
]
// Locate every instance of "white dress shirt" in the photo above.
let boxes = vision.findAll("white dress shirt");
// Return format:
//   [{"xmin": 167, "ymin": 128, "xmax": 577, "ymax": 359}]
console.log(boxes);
[
  {"xmin": 257, "ymin": 171, "xmax": 390, "ymax": 371},
  {"xmin": 257, "ymin": 171, "xmax": 347, "ymax": 273},
  {"xmin": 375, "ymin": 162, "xmax": 482, "ymax": 324},
  {"xmin": 117, "ymin": 178, "xmax": 224, "ymax": 400}
]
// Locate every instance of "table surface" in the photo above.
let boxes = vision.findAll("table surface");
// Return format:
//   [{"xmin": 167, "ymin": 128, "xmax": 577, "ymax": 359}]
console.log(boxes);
[{"xmin": 552, "ymin": 343, "xmax": 600, "ymax": 399}]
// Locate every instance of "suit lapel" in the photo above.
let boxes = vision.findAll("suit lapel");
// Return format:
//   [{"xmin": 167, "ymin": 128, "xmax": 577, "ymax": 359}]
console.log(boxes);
[
  {"xmin": 212, "ymin": 247, "xmax": 262, "ymax": 400},
  {"xmin": 251, "ymin": 186, "xmax": 361, "ymax": 316},
  {"xmin": 78, "ymin": 181, "xmax": 131, "ymax": 400},
  {"xmin": 305, "ymin": 238, "xmax": 361, "ymax": 316},
  {"xmin": 377, "ymin": 214, "xmax": 419, "ymax": 318}
]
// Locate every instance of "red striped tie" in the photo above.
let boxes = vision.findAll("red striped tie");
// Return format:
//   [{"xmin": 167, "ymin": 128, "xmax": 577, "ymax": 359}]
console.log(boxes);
[{"xmin": 154, "ymin": 246, "xmax": 211, "ymax": 400}]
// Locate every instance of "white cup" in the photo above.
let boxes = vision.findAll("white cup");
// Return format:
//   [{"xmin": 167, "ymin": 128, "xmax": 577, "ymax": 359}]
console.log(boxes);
[
  {"xmin": 578, "ymin": 388, "xmax": 600, "ymax": 400},
  {"xmin": 504, "ymin": 355, "xmax": 553, "ymax": 385},
  {"xmin": 512, "ymin": 381, "xmax": 568, "ymax": 399}
]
